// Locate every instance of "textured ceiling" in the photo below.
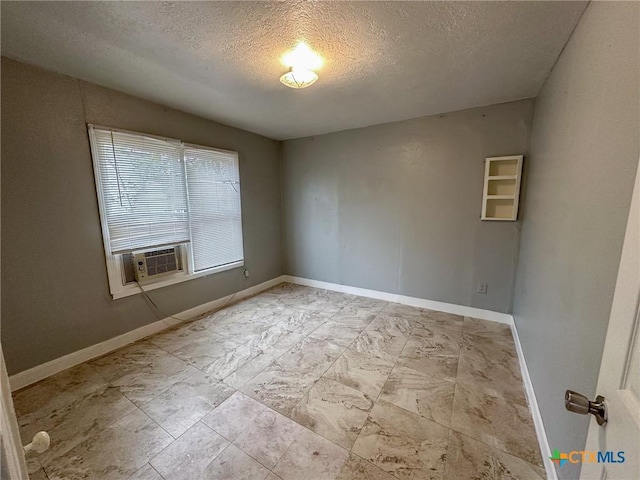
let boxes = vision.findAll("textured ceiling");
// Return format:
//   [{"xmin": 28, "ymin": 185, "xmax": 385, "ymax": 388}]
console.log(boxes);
[{"xmin": 1, "ymin": 1, "xmax": 587, "ymax": 140}]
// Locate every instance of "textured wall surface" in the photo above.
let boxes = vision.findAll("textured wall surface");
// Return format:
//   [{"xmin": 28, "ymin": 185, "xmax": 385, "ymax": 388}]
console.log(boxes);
[
  {"xmin": 1, "ymin": 58, "xmax": 282, "ymax": 375},
  {"xmin": 512, "ymin": 3, "xmax": 640, "ymax": 478},
  {"xmin": 282, "ymin": 100, "xmax": 534, "ymax": 313},
  {"xmin": 1, "ymin": 1, "xmax": 586, "ymax": 139}
]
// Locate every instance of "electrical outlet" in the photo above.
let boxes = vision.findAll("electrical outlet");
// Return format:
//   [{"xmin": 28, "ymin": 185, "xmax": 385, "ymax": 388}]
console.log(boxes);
[
  {"xmin": 477, "ymin": 283, "xmax": 488, "ymax": 294},
  {"xmin": 243, "ymin": 269, "xmax": 250, "ymax": 279}
]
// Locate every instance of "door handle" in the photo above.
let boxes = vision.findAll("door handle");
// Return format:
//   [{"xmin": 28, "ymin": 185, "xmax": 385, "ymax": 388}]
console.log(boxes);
[{"xmin": 565, "ymin": 390, "xmax": 607, "ymax": 426}]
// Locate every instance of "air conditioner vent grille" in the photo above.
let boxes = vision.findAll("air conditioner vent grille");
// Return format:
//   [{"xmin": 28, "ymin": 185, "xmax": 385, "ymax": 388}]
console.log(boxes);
[{"xmin": 133, "ymin": 247, "xmax": 179, "ymax": 281}]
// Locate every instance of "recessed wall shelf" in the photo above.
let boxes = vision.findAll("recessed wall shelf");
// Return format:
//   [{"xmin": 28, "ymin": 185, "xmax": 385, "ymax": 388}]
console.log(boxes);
[
  {"xmin": 487, "ymin": 175, "xmax": 517, "ymax": 181},
  {"xmin": 481, "ymin": 155, "xmax": 523, "ymax": 221}
]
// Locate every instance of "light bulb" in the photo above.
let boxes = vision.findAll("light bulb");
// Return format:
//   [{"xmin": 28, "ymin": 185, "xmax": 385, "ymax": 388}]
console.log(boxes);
[{"xmin": 281, "ymin": 42, "xmax": 323, "ymax": 71}]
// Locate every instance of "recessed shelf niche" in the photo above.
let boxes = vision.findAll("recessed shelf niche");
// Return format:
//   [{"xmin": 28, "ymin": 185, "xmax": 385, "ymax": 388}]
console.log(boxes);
[{"xmin": 481, "ymin": 155, "xmax": 523, "ymax": 221}]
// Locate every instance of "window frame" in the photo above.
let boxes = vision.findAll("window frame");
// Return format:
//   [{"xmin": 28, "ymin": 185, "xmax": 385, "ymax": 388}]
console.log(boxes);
[{"xmin": 88, "ymin": 124, "xmax": 244, "ymax": 300}]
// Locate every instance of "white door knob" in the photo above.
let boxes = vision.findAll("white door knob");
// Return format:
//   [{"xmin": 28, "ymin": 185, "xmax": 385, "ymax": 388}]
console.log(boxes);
[{"xmin": 23, "ymin": 431, "xmax": 50, "ymax": 454}]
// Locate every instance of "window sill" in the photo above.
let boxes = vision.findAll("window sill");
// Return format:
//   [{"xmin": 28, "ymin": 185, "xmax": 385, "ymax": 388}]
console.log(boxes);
[{"xmin": 111, "ymin": 260, "xmax": 244, "ymax": 300}]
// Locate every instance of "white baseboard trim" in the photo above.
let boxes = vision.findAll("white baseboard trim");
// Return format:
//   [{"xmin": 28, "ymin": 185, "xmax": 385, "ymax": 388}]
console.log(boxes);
[
  {"xmin": 510, "ymin": 319, "xmax": 557, "ymax": 480},
  {"xmin": 9, "ymin": 275, "xmax": 286, "ymax": 392},
  {"xmin": 282, "ymin": 275, "xmax": 513, "ymax": 324}
]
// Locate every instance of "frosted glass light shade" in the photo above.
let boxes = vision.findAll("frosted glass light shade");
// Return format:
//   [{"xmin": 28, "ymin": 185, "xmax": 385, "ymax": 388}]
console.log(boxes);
[{"xmin": 279, "ymin": 68, "xmax": 318, "ymax": 89}]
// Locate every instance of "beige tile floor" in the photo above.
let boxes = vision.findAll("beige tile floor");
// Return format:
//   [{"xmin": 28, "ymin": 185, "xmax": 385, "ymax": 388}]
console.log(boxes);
[{"xmin": 14, "ymin": 283, "xmax": 545, "ymax": 480}]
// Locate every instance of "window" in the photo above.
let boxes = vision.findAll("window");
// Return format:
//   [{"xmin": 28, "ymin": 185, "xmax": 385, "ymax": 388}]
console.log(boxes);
[
  {"xmin": 183, "ymin": 146, "xmax": 244, "ymax": 272},
  {"xmin": 88, "ymin": 125, "xmax": 244, "ymax": 299}
]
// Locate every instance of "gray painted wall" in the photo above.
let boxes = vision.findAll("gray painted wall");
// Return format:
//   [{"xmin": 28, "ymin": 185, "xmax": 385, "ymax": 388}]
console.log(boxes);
[
  {"xmin": 282, "ymin": 100, "xmax": 534, "ymax": 313},
  {"xmin": 1, "ymin": 58, "xmax": 283, "ymax": 375},
  {"xmin": 512, "ymin": 3, "xmax": 640, "ymax": 478}
]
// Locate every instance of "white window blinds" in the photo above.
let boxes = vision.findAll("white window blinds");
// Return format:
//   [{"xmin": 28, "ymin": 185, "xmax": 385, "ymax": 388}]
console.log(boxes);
[
  {"xmin": 89, "ymin": 125, "xmax": 244, "ymax": 277},
  {"xmin": 91, "ymin": 128, "xmax": 190, "ymax": 254},
  {"xmin": 184, "ymin": 146, "xmax": 244, "ymax": 272}
]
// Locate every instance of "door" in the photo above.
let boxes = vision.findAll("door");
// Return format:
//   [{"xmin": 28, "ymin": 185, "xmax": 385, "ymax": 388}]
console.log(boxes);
[
  {"xmin": 1, "ymin": 345, "xmax": 29, "ymax": 480},
  {"xmin": 581, "ymin": 161, "xmax": 640, "ymax": 480}
]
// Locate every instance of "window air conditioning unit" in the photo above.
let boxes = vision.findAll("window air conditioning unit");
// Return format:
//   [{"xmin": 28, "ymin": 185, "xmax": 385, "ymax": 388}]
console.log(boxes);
[{"xmin": 133, "ymin": 248, "xmax": 179, "ymax": 282}]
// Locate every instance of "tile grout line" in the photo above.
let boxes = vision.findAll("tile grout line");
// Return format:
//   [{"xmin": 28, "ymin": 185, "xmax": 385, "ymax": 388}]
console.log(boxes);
[
  {"xmin": 88, "ymin": 339, "xmax": 245, "ymax": 472},
  {"xmin": 202, "ymin": 292, "xmax": 354, "ymax": 388},
  {"xmin": 288, "ymin": 301, "xmax": 404, "ymax": 457},
  {"xmin": 17, "ymin": 289, "xmax": 370, "ymax": 478},
  {"xmin": 227, "ymin": 292, "xmax": 362, "ymax": 393},
  {"xmin": 200, "ymin": 402, "xmax": 282, "ymax": 475},
  {"xmin": 373, "ymin": 312, "xmax": 464, "ymax": 429},
  {"xmin": 38, "ymin": 361, "xmax": 178, "ymax": 475},
  {"xmin": 449, "ymin": 427, "xmax": 547, "ymax": 474},
  {"xmin": 134, "ymin": 407, "xmax": 180, "ymax": 443},
  {"xmin": 449, "ymin": 379, "xmax": 543, "ymax": 468},
  {"xmin": 156, "ymin": 419, "xmax": 252, "ymax": 479},
  {"xmin": 442, "ymin": 428, "xmax": 455, "ymax": 479},
  {"xmin": 352, "ymin": 310, "xmax": 446, "ymax": 475},
  {"xmin": 17, "ymin": 286, "xmax": 540, "ymax": 480},
  {"xmin": 240, "ymin": 298, "xmax": 391, "ymax": 473},
  {"xmin": 148, "ymin": 463, "xmax": 167, "ymax": 480},
  {"xmin": 177, "ymin": 292, "xmax": 367, "ymax": 474},
  {"xmin": 218, "ymin": 310, "xmax": 339, "ymax": 390},
  {"xmin": 368, "ymin": 305, "xmax": 420, "ymax": 409},
  {"xmin": 292, "ymin": 301, "xmax": 390, "ymax": 409},
  {"xmin": 450, "ymin": 318, "xmax": 544, "ymax": 470},
  {"xmin": 358, "ymin": 310, "xmax": 463, "ymax": 478}
]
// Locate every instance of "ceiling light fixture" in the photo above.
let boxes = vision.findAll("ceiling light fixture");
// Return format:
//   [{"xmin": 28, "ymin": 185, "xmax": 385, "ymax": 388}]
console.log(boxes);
[
  {"xmin": 280, "ymin": 42, "xmax": 322, "ymax": 89},
  {"xmin": 280, "ymin": 68, "xmax": 318, "ymax": 89}
]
